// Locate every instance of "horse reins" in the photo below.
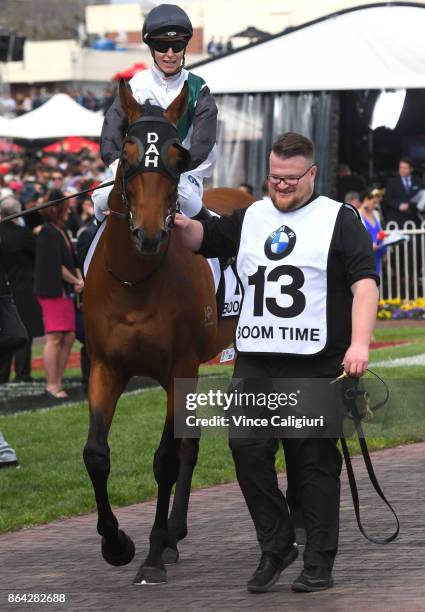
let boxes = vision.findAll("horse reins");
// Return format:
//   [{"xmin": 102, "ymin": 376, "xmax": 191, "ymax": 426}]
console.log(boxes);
[{"xmin": 0, "ymin": 180, "xmax": 115, "ymax": 224}]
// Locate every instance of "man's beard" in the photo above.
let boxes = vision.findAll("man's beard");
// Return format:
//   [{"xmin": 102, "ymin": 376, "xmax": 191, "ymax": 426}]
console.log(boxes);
[{"xmin": 270, "ymin": 189, "xmax": 304, "ymax": 212}]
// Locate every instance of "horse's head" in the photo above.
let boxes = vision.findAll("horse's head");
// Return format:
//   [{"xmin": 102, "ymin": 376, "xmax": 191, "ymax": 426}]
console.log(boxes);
[{"xmin": 116, "ymin": 78, "xmax": 191, "ymax": 255}]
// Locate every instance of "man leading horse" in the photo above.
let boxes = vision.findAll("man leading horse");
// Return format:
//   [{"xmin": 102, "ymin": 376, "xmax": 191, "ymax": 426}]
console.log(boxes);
[{"xmin": 175, "ymin": 132, "xmax": 379, "ymax": 594}]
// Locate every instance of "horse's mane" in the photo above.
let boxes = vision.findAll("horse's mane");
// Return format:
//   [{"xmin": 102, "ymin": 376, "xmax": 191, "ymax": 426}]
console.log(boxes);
[{"xmin": 119, "ymin": 99, "xmax": 166, "ymax": 139}]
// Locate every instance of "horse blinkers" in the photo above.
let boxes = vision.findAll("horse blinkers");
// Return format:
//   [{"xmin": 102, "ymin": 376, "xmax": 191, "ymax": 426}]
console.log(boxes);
[{"xmin": 118, "ymin": 115, "xmax": 191, "ymax": 254}]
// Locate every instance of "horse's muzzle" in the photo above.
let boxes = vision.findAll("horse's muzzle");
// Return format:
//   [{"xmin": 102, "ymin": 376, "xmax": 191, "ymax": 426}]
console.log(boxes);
[{"xmin": 131, "ymin": 227, "xmax": 167, "ymax": 255}]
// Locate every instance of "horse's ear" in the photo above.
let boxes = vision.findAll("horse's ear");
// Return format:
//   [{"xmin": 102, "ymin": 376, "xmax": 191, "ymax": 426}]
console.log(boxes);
[
  {"xmin": 163, "ymin": 81, "xmax": 189, "ymax": 125},
  {"xmin": 119, "ymin": 78, "xmax": 140, "ymax": 122}
]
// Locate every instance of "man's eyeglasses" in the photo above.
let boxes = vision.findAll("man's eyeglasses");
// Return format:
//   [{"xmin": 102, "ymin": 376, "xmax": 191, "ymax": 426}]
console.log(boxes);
[
  {"xmin": 267, "ymin": 164, "xmax": 316, "ymax": 187},
  {"xmin": 150, "ymin": 39, "xmax": 187, "ymax": 54}
]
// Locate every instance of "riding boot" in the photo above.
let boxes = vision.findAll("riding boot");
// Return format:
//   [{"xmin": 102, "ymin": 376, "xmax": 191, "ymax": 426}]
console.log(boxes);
[{"xmin": 192, "ymin": 206, "xmax": 213, "ymax": 222}]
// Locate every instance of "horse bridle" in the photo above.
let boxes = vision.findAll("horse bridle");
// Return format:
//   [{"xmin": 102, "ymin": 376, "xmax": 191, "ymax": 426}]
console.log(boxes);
[
  {"xmin": 109, "ymin": 115, "xmax": 187, "ymax": 233},
  {"xmin": 104, "ymin": 113, "xmax": 190, "ymax": 287}
]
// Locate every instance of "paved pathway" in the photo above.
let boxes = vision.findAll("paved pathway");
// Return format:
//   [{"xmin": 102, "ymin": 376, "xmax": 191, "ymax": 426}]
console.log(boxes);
[{"xmin": 1, "ymin": 443, "xmax": 425, "ymax": 612}]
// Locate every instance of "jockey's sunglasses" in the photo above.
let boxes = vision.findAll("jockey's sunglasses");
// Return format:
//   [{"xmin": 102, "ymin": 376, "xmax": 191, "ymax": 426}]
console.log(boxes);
[{"xmin": 150, "ymin": 39, "xmax": 187, "ymax": 53}]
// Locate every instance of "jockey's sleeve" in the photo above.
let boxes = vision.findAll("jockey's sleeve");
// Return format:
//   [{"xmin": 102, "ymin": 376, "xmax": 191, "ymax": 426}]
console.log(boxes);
[
  {"xmin": 100, "ymin": 94, "xmax": 126, "ymax": 167},
  {"xmin": 188, "ymin": 85, "xmax": 218, "ymax": 170},
  {"xmin": 197, "ymin": 207, "xmax": 248, "ymax": 259}
]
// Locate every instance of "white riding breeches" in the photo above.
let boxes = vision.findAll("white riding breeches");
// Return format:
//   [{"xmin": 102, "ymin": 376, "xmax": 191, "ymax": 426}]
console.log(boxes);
[{"xmin": 92, "ymin": 172, "xmax": 204, "ymax": 222}]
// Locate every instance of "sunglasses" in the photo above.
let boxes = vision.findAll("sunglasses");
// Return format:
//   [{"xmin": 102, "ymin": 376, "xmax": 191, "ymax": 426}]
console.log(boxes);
[{"xmin": 150, "ymin": 39, "xmax": 187, "ymax": 53}]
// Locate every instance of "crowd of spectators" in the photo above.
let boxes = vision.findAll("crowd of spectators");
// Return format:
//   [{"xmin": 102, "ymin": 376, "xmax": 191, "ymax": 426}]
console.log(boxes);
[
  {"xmin": 0, "ymin": 86, "xmax": 115, "ymax": 118},
  {"xmin": 206, "ymin": 37, "xmax": 233, "ymax": 56},
  {"xmin": 0, "ymin": 146, "xmax": 109, "ymax": 387}
]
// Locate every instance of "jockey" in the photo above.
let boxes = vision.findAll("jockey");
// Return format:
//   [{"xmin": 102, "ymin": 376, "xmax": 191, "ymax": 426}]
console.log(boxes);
[{"xmin": 94, "ymin": 3, "xmax": 217, "ymax": 222}]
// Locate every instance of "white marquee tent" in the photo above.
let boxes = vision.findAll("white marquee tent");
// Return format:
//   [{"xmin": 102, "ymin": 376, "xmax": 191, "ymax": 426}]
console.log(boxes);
[
  {"xmin": 191, "ymin": 3, "xmax": 425, "ymax": 93},
  {"xmin": 0, "ymin": 93, "xmax": 103, "ymax": 140},
  {"xmin": 187, "ymin": 3, "xmax": 425, "ymax": 194}
]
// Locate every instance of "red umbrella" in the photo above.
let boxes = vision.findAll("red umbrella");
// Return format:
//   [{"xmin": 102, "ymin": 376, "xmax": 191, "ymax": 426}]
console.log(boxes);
[
  {"xmin": 43, "ymin": 137, "xmax": 100, "ymax": 154},
  {"xmin": 0, "ymin": 139, "xmax": 23, "ymax": 153},
  {"xmin": 112, "ymin": 62, "xmax": 148, "ymax": 81}
]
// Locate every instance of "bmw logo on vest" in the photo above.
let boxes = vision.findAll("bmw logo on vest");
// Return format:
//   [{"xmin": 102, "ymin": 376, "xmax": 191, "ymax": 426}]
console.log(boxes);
[{"xmin": 264, "ymin": 225, "xmax": 296, "ymax": 260}]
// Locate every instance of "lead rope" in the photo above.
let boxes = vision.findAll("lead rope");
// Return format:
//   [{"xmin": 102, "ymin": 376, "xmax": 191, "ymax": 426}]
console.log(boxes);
[{"xmin": 340, "ymin": 369, "xmax": 399, "ymax": 544}]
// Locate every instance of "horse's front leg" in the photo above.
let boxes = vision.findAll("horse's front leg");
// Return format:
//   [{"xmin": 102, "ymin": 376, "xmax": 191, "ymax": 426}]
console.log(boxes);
[
  {"xmin": 83, "ymin": 361, "xmax": 134, "ymax": 566},
  {"xmin": 164, "ymin": 436, "xmax": 200, "ymax": 564},
  {"xmin": 133, "ymin": 410, "xmax": 178, "ymax": 585}
]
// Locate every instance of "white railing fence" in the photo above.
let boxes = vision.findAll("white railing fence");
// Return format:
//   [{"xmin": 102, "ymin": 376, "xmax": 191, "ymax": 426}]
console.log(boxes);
[{"xmin": 380, "ymin": 220, "xmax": 425, "ymax": 300}]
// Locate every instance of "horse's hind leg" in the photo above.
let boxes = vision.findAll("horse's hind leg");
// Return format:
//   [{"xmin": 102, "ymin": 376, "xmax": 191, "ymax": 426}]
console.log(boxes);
[
  {"xmin": 133, "ymin": 412, "xmax": 178, "ymax": 585},
  {"xmin": 83, "ymin": 362, "xmax": 134, "ymax": 566},
  {"xmin": 163, "ymin": 437, "xmax": 200, "ymax": 564}
]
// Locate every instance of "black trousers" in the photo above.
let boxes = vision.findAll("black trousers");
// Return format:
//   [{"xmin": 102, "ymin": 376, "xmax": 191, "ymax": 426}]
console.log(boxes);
[
  {"xmin": 229, "ymin": 353, "xmax": 343, "ymax": 571},
  {"xmin": 0, "ymin": 337, "xmax": 32, "ymax": 382}
]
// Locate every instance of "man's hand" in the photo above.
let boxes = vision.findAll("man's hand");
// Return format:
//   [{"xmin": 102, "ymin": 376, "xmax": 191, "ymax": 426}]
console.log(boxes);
[
  {"xmin": 173, "ymin": 213, "xmax": 204, "ymax": 251},
  {"xmin": 73, "ymin": 279, "xmax": 84, "ymax": 294},
  {"xmin": 399, "ymin": 202, "xmax": 409, "ymax": 212},
  {"xmin": 342, "ymin": 343, "xmax": 369, "ymax": 377},
  {"xmin": 173, "ymin": 212, "xmax": 191, "ymax": 230},
  {"xmin": 347, "ymin": 278, "xmax": 379, "ymax": 377}
]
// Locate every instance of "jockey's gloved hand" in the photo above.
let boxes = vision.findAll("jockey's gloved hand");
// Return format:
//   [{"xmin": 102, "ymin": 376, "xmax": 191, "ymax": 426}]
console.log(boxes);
[{"xmin": 92, "ymin": 160, "xmax": 119, "ymax": 223}]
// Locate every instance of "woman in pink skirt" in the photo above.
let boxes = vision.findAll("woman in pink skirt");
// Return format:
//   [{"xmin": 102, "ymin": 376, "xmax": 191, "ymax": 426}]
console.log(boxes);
[{"xmin": 34, "ymin": 195, "xmax": 84, "ymax": 398}]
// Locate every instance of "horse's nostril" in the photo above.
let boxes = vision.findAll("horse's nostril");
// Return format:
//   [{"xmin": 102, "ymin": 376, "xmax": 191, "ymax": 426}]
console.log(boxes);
[
  {"xmin": 132, "ymin": 229, "xmax": 165, "ymax": 253},
  {"xmin": 132, "ymin": 228, "xmax": 144, "ymax": 241}
]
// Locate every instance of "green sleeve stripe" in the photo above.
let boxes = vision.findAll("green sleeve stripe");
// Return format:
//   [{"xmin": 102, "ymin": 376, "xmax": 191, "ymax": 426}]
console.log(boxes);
[{"xmin": 177, "ymin": 73, "xmax": 206, "ymax": 141}]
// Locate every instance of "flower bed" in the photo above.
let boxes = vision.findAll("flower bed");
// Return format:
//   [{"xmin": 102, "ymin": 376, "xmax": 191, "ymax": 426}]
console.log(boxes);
[{"xmin": 378, "ymin": 298, "xmax": 425, "ymax": 320}]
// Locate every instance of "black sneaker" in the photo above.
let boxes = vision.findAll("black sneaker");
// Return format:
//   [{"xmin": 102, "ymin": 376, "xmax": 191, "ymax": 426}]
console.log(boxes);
[
  {"xmin": 0, "ymin": 460, "xmax": 20, "ymax": 470},
  {"xmin": 295, "ymin": 527, "xmax": 306, "ymax": 547},
  {"xmin": 291, "ymin": 567, "xmax": 334, "ymax": 592},
  {"xmin": 247, "ymin": 546, "xmax": 298, "ymax": 593}
]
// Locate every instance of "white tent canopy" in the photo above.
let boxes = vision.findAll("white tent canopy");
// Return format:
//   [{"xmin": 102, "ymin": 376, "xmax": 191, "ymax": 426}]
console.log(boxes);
[
  {"xmin": 191, "ymin": 3, "xmax": 425, "ymax": 94},
  {"xmin": 0, "ymin": 93, "xmax": 103, "ymax": 140},
  {"xmin": 0, "ymin": 116, "xmax": 11, "ymax": 133}
]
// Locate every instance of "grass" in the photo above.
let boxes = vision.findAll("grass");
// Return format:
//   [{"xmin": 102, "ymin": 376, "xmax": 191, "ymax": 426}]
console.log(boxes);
[
  {"xmin": 373, "ymin": 326, "xmax": 425, "ymax": 342},
  {"xmin": 1, "ymin": 324, "xmax": 424, "ymax": 534},
  {"xmin": 0, "ymin": 390, "xmax": 236, "ymax": 533}
]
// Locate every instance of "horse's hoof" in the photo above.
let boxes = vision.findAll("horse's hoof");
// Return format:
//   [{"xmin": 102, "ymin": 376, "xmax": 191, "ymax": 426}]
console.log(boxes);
[
  {"xmin": 133, "ymin": 565, "xmax": 167, "ymax": 585},
  {"xmin": 101, "ymin": 529, "xmax": 135, "ymax": 566},
  {"xmin": 162, "ymin": 546, "xmax": 179, "ymax": 565}
]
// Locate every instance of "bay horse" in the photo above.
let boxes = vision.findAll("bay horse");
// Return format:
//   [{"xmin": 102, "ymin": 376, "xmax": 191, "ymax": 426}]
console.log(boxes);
[{"xmin": 83, "ymin": 79, "xmax": 253, "ymax": 585}]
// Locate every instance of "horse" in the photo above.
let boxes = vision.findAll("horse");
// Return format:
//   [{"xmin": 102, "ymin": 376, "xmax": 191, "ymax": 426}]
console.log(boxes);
[{"xmin": 82, "ymin": 79, "xmax": 254, "ymax": 585}]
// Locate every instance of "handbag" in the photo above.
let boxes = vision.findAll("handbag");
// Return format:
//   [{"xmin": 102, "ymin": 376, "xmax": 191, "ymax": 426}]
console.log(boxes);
[{"xmin": 0, "ymin": 293, "xmax": 29, "ymax": 359}]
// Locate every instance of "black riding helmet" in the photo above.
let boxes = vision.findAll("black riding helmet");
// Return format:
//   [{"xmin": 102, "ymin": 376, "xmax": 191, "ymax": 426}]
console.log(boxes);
[
  {"xmin": 142, "ymin": 4, "xmax": 193, "ymax": 44},
  {"xmin": 142, "ymin": 5, "xmax": 193, "ymax": 76}
]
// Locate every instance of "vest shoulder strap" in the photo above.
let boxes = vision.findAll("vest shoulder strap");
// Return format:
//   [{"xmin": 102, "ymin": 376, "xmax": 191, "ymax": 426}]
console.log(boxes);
[{"xmin": 343, "ymin": 202, "xmax": 361, "ymax": 220}]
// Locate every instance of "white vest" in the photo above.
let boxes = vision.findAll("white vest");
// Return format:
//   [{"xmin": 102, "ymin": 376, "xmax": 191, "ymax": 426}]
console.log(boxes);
[{"xmin": 236, "ymin": 196, "xmax": 342, "ymax": 355}]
